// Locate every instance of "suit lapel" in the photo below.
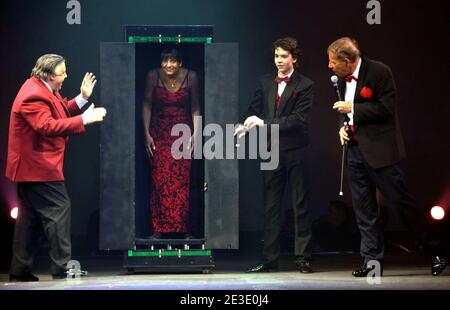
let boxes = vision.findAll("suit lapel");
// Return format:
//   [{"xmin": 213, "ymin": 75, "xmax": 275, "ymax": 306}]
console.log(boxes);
[
  {"xmin": 339, "ymin": 78, "xmax": 346, "ymax": 100},
  {"xmin": 35, "ymin": 78, "xmax": 68, "ymax": 118},
  {"xmin": 267, "ymin": 79, "xmax": 277, "ymax": 118},
  {"xmin": 54, "ymin": 92, "xmax": 70, "ymax": 116},
  {"xmin": 338, "ymin": 58, "xmax": 368, "ymax": 101},
  {"xmin": 276, "ymin": 71, "xmax": 299, "ymax": 116},
  {"xmin": 354, "ymin": 58, "xmax": 368, "ymax": 102}
]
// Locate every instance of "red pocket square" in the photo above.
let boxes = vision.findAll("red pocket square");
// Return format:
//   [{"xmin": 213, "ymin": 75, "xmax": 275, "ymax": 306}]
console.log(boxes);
[{"xmin": 360, "ymin": 86, "xmax": 373, "ymax": 98}]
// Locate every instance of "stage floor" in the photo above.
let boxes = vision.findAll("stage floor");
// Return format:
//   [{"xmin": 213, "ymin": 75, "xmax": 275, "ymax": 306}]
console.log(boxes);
[{"xmin": 1, "ymin": 253, "xmax": 449, "ymax": 290}]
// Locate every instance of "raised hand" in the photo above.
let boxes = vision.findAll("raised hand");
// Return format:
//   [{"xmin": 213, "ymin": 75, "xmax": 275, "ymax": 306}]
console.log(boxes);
[{"xmin": 80, "ymin": 72, "xmax": 97, "ymax": 100}]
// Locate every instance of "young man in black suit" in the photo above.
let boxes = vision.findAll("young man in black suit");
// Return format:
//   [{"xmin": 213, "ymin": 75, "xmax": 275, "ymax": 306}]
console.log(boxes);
[
  {"xmin": 329, "ymin": 37, "xmax": 447, "ymax": 276},
  {"xmin": 235, "ymin": 37, "xmax": 314, "ymax": 273}
]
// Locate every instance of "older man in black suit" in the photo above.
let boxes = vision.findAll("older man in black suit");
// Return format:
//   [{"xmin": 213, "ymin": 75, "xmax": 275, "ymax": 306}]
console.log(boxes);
[{"xmin": 329, "ymin": 37, "xmax": 446, "ymax": 276}]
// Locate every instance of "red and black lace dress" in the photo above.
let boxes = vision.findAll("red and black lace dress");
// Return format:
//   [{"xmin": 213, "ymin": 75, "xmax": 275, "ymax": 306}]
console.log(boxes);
[{"xmin": 148, "ymin": 70, "xmax": 195, "ymax": 233}]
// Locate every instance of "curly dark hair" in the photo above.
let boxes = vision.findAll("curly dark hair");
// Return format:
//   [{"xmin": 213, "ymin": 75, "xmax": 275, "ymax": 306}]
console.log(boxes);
[{"xmin": 272, "ymin": 37, "xmax": 301, "ymax": 66}]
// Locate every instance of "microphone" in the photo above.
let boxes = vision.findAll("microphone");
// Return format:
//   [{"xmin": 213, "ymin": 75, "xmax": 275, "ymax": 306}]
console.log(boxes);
[{"xmin": 330, "ymin": 75, "xmax": 342, "ymax": 101}]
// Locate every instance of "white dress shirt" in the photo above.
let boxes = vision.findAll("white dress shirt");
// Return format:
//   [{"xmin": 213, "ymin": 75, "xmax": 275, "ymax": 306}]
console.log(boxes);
[
  {"xmin": 277, "ymin": 69, "xmax": 294, "ymax": 97},
  {"xmin": 344, "ymin": 58, "xmax": 362, "ymax": 125}
]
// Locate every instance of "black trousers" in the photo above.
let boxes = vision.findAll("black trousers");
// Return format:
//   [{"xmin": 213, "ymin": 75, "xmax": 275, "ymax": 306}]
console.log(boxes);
[
  {"xmin": 10, "ymin": 181, "xmax": 71, "ymax": 275},
  {"xmin": 261, "ymin": 147, "xmax": 311, "ymax": 264},
  {"xmin": 347, "ymin": 144, "xmax": 423, "ymax": 262}
]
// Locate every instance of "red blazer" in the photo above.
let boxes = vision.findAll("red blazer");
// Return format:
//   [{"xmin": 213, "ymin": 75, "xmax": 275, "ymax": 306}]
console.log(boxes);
[{"xmin": 5, "ymin": 77, "xmax": 86, "ymax": 182}]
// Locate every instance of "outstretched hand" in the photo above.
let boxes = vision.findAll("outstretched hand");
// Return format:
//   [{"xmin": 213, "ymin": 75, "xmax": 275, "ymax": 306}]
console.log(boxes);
[
  {"xmin": 81, "ymin": 103, "xmax": 107, "ymax": 125},
  {"xmin": 233, "ymin": 124, "xmax": 247, "ymax": 139},
  {"xmin": 243, "ymin": 115, "xmax": 264, "ymax": 130}
]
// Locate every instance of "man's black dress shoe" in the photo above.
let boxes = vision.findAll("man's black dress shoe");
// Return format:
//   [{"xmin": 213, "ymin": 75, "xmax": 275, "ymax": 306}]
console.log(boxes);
[
  {"xmin": 52, "ymin": 269, "xmax": 88, "ymax": 279},
  {"xmin": 52, "ymin": 271, "xmax": 68, "ymax": 279},
  {"xmin": 431, "ymin": 256, "xmax": 447, "ymax": 276},
  {"xmin": 9, "ymin": 272, "xmax": 39, "ymax": 282},
  {"xmin": 246, "ymin": 262, "xmax": 278, "ymax": 273},
  {"xmin": 296, "ymin": 260, "xmax": 313, "ymax": 273},
  {"xmin": 352, "ymin": 261, "xmax": 383, "ymax": 277}
]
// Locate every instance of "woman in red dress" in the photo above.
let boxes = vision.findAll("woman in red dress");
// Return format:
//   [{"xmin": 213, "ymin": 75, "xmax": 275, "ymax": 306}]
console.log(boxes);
[{"xmin": 142, "ymin": 49, "xmax": 200, "ymax": 238}]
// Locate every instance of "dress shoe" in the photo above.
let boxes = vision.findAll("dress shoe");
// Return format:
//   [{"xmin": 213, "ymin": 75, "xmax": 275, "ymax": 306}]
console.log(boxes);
[
  {"xmin": 296, "ymin": 260, "xmax": 313, "ymax": 273},
  {"xmin": 52, "ymin": 271, "xmax": 68, "ymax": 279},
  {"xmin": 352, "ymin": 261, "xmax": 383, "ymax": 277},
  {"xmin": 246, "ymin": 262, "xmax": 278, "ymax": 273},
  {"xmin": 52, "ymin": 269, "xmax": 88, "ymax": 279},
  {"xmin": 431, "ymin": 256, "xmax": 447, "ymax": 276},
  {"xmin": 9, "ymin": 272, "xmax": 39, "ymax": 282}
]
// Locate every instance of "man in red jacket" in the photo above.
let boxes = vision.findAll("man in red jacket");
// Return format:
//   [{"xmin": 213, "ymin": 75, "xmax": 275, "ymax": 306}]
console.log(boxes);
[{"xmin": 6, "ymin": 54, "xmax": 107, "ymax": 281}]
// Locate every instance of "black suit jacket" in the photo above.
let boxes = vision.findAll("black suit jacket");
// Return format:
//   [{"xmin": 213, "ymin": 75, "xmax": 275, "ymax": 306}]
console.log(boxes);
[
  {"xmin": 245, "ymin": 70, "xmax": 314, "ymax": 151},
  {"xmin": 339, "ymin": 57, "xmax": 406, "ymax": 169}
]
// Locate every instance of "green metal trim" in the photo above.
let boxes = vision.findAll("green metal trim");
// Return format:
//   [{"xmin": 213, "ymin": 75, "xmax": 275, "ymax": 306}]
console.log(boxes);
[
  {"xmin": 128, "ymin": 36, "xmax": 212, "ymax": 44},
  {"xmin": 127, "ymin": 249, "xmax": 212, "ymax": 257}
]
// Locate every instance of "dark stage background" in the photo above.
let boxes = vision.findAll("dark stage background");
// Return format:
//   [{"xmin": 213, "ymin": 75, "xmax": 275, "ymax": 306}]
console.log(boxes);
[{"xmin": 1, "ymin": 0, "xmax": 449, "ymax": 258}]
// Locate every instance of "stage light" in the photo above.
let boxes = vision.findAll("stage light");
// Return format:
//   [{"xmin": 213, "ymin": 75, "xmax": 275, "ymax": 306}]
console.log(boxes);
[
  {"xmin": 430, "ymin": 206, "xmax": 446, "ymax": 221},
  {"xmin": 10, "ymin": 207, "xmax": 18, "ymax": 220}
]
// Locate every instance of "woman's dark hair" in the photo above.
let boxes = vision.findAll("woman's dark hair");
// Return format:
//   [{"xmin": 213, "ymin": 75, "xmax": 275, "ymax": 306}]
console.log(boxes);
[{"xmin": 160, "ymin": 48, "xmax": 183, "ymax": 62}]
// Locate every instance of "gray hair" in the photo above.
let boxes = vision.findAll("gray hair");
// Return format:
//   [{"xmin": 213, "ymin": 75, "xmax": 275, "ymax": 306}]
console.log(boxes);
[
  {"xmin": 31, "ymin": 54, "xmax": 65, "ymax": 80},
  {"xmin": 327, "ymin": 37, "xmax": 361, "ymax": 62}
]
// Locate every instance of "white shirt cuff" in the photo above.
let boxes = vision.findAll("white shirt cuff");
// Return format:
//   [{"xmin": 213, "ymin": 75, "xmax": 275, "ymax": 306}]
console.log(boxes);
[{"xmin": 75, "ymin": 94, "xmax": 88, "ymax": 109}]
